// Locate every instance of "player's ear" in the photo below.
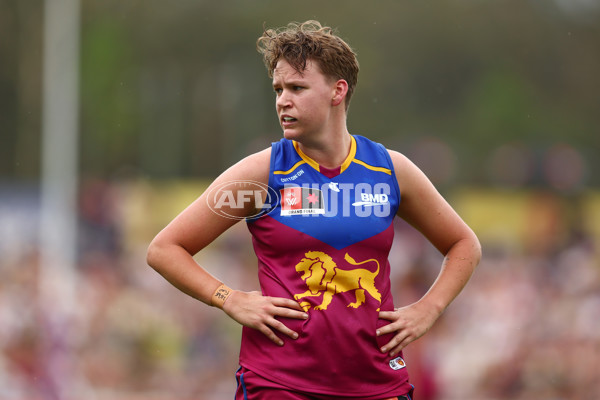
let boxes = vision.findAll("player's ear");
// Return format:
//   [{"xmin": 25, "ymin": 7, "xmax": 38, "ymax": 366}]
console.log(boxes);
[{"xmin": 332, "ymin": 79, "xmax": 348, "ymax": 107}]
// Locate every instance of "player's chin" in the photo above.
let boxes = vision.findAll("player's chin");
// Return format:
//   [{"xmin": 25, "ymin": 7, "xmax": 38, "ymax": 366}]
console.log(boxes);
[{"xmin": 282, "ymin": 128, "xmax": 301, "ymax": 141}]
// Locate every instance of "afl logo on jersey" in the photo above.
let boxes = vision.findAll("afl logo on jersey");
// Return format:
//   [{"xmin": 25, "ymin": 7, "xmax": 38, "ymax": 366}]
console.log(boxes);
[{"xmin": 389, "ymin": 356, "xmax": 406, "ymax": 370}]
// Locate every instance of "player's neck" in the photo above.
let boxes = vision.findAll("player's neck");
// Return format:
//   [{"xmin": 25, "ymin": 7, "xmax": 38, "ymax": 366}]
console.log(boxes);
[{"xmin": 296, "ymin": 128, "xmax": 352, "ymax": 170}]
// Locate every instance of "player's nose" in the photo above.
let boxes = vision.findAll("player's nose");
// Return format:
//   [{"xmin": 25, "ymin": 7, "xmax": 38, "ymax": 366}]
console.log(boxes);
[{"xmin": 276, "ymin": 89, "xmax": 292, "ymax": 109}]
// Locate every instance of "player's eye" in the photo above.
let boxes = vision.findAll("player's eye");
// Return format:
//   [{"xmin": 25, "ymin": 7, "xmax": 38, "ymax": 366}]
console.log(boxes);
[{"xmin": 274, "ymin": 88, "xmax": 283, "ymax": 95}]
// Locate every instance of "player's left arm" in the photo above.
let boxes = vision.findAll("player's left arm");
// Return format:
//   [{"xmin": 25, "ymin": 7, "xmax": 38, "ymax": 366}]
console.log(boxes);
[{"xmin": 377, "ymin": 150, "xmax": 482, "ymax": 357}]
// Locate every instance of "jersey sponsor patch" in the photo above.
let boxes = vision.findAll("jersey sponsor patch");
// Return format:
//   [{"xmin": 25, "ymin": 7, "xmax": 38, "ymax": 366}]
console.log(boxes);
[
  {"xmin": 280, "ymin": 187, "xmax": 325, "ymax": 215},
  {"xmin": 279, "ymin": 169, "xmax": 305, "ymax": 183},
  {"xmin": 352, "ymin": 192, "xmax": 390, "ymax": 207},
  {"xmin": 389, "ymin": 356, "xmax": 406, "ymax": 370}
]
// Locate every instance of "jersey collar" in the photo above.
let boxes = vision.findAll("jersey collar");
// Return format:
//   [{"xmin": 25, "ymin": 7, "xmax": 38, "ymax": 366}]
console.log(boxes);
[{"xmin": 292, "ymin": 135, "xmax": 357, "ymax": 176}]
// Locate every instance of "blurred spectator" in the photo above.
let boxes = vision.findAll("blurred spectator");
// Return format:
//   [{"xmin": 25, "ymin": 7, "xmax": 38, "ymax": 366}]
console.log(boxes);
[{"xmin": 1, "ymin": 181, "xmax": 599, "ymax": 399}]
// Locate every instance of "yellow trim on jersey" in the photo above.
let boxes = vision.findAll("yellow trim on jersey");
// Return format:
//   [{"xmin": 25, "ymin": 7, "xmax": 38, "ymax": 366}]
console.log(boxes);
[
  {"xmin": 292, "ymin": 136, "xmax": 357, "ymax": 174},
  {"xmin": 292, "ymin": 141, "xmax": 323, "ymax": 172},
  {"xmin": 273, "ymin": 160, "xmax": 307, "ymax": 175},
  {"xmin": 352, "ymin": 159, "xmax": 392, "ymax": 175},
  {"xmin": 340, "ymin": 136, "xmax": 357, "ymax": 173}
]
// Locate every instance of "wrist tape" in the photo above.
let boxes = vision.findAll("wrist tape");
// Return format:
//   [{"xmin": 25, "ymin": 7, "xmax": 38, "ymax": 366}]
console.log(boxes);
[{"xmin": 211, "ymin": 283, "xmax": 232, "ymax": 308}]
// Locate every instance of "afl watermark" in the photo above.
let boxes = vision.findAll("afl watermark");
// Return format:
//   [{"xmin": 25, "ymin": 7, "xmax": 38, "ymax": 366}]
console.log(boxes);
[{"xmin": 206, "ymin": 180, "xmax": 278, "ymax": 220}]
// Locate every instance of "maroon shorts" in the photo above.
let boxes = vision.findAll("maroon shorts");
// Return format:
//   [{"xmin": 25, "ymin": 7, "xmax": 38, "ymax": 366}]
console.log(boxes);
[{"xmin": 235, "ymin": 366, "xmax": 414, "ymax": 400}]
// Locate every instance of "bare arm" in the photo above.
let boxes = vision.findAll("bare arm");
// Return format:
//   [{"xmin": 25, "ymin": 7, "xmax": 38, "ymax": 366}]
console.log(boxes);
[
  {"xmin": 146, "ymin": 148, "xmax": 307, "ymax": 346},
  {"xmin": 377, "ymin": 150, "xmax": 482, "ymax": 356}
]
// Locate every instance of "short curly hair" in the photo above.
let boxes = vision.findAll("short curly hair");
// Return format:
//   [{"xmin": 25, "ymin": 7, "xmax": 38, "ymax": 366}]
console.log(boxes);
[{"xmin": 256, "ymin": 20, "xmax": 359, "ymax": 111}]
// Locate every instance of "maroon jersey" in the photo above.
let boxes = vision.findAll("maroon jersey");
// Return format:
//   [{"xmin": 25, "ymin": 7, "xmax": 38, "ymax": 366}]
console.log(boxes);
[{"xmin": 241, "ymin": 136, "xmax": 412, "ymax": 398}]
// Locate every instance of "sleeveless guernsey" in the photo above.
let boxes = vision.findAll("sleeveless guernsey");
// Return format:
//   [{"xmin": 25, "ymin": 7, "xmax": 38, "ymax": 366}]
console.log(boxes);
[{"xmin": 241, "ymin": 135, "xmax": 412, "ymax": 397}]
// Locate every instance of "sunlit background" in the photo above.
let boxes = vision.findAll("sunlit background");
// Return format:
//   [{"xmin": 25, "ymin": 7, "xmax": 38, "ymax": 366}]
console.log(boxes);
[{"xmin": 1, "ymin": 1, "xmax": 599, "ymax": 399}]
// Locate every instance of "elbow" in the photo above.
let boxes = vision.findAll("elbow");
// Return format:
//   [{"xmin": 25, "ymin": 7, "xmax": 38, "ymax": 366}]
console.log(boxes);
[
  {"xmin": 146, "ymin": 238, "xmax": 163, "ymax": 271},
  {"xmin": 447, "ymin": 230, "xmax": 482, "ymax": 269},
  {"xmin": 146, "ymin": 236, "xmax": 191, "ymax": 273},
  {"xmin": 470, "ymin": 233, "xmax": 483, "ymax": 268}
]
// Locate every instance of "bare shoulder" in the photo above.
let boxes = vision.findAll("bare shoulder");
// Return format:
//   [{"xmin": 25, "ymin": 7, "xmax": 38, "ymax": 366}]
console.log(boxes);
[
  {"xmin": 386, "ymin": 149, "xmax": 412, "ymax": 171},
  {"xmin": 150, "ymin": 147, "xmax": 272, "ymax": 255},
  {"xmin": 386, "ymin": 149, "xmax": 476, "ymax": 255},
  {"xmin": 386, "ymin": 149, "xmax": 429, "ymax": 193}
]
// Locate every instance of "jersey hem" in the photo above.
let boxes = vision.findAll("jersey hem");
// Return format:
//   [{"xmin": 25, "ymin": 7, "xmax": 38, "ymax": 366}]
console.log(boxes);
[{"xmin": 238, "ymin": 359, "xmax": 411, "ymax": 398}]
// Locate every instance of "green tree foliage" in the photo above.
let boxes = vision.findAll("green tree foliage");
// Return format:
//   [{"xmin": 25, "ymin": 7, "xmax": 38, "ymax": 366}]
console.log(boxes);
[{"xmin": 2, "ymin": 0, "xmax": 599, "ymax": 187}]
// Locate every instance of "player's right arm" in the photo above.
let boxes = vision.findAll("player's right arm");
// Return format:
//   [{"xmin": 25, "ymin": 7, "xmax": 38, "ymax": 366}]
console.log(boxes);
[{"xmin": 146, "ymin": 148, "xmax": 307, "ymax": 346}]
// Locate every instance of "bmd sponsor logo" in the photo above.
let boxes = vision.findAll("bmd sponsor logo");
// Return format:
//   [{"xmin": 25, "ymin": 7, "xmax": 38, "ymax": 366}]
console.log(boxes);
[{"xmin": 352, "ymin": 192, "xmax": 389, "ymax": 207}]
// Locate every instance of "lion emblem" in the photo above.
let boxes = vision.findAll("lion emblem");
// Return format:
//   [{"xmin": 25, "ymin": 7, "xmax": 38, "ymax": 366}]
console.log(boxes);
[{"xmin": 293, "ymin": 251, "xmax": 381, "ymax": 311}]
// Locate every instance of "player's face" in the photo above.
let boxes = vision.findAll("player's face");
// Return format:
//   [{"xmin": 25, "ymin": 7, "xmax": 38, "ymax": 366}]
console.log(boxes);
[{"xmin": 272, "ymin": 59, "xmax": 337, "ymax": 143}]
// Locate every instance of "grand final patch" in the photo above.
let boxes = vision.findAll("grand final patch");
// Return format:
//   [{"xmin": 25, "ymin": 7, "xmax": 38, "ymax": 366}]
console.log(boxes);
[{"xmin": 280, "ymin": 187, "xmax": 325, "ymax": 216}]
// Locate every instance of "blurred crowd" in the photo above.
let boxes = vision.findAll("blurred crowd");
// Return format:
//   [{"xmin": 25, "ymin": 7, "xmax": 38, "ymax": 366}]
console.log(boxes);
[{"xmin": 0, "ymin": 179, "xmax": 599, "ymax": 400}]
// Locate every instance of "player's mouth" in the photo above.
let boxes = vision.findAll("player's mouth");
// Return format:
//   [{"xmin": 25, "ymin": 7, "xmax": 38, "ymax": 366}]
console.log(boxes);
[{"xmin": 281, "ymin": 115, "xmax": 297, "ymax": 126}]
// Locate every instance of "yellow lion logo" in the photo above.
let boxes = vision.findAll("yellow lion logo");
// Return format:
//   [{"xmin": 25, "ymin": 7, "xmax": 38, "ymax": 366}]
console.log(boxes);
[{"xmin": 293, "ymin": 251, "xmax": 381, "ymax": 311}]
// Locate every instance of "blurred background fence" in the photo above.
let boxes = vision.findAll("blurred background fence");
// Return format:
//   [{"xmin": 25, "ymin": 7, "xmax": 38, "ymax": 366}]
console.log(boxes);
[{"xmin": 1, "ymin": 1, "xmax": 599, "ymax": 399}]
